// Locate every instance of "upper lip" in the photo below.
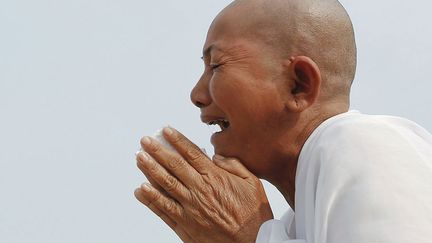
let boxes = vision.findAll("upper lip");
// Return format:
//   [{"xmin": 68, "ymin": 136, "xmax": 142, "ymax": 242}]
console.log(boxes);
[
  {"xmin": 201, "ymin": 115, "xmax": 230, "ymax": 130},
  {"xmin": 201, "ymin": 115, "xmax": 228, "ymax": 124}
]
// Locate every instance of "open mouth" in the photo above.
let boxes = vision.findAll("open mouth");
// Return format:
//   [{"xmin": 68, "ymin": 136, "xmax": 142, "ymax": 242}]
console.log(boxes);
[{"xmin": 206, "ymin": 119, "xmax": 230, "ymax": 133}]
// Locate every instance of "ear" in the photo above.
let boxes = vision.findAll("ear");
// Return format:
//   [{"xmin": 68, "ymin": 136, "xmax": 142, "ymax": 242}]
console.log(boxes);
[{"xmin": 284, "ymin": 56, "xmax": 322, "ymax": 112}]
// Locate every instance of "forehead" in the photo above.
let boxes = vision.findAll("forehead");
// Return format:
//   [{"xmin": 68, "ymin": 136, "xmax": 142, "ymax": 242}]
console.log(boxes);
[
  {"xmin": 202, "ymin": 11, "xmax": 259, "ymax": 59},
  {"xmin": 202, "ymin": 1, "xmax": 278, "ymax": 59},
  {"xmin": 202, "ymin": 38, "xmax": 262, "ymax": 62},
  {"xmin": 205, "ymin": 8, "xmax": 248, "ymax": 41}
]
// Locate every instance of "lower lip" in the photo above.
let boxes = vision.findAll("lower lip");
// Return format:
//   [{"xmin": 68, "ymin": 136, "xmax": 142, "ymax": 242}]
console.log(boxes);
[{"xmin": 210, "ymin": 128, "xmax": 229, "ymax": 146}]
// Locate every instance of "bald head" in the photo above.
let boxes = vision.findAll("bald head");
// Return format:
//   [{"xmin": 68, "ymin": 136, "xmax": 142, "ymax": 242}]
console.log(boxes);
[{"xmin": 210, "ymin": 0, "xmax": 357, "ymax": 103}]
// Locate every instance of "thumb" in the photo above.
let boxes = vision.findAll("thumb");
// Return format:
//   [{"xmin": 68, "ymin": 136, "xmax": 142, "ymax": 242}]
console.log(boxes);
[{"xmin": 213, "ymin": 154, "xmax": 253, "ymax": 179}]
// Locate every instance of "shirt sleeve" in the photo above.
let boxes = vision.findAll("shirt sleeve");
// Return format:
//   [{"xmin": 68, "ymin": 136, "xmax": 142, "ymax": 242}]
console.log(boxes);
[
  {"xmin": 256, "ymin": 220, "xmax": 306, "ymax": 243},
  {"xmin": 256, "ymin": 210, "xmax": 307, "ymax": 243}
]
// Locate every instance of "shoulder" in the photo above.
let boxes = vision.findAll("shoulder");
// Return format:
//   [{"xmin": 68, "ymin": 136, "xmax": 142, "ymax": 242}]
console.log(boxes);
[
  {"xmin": 305, "ymin": 111, "xmax": 432, "ymax": 159},
  {"xmin": 296, "ymin": 112, "xmax": 432, "ymax": 242},
  {"xmin": 297, "ymin": 111, "xmax": 432, "ymax": 184}
]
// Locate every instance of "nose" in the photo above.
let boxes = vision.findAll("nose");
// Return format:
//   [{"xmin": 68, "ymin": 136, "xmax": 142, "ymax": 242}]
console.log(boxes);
[{"xmin": 190, "ymin": 73, "xmax": 212, "ymax": 108}]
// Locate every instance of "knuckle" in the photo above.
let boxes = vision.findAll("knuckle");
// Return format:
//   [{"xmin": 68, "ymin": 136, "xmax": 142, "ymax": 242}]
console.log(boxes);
[
  {"xmin": 169, "ymin": 133, "xmax": 182, "ymax": 145},
  {"xmin": 150, "ymin": 143, "xmax": 162, "ymax": 154},
  {"xmin": 186, "ymin": 148, "xmax": 202, "ymax": 161},
  {"xmin": 164, "ymin": 175, "xmax": 178, "ymax": 192},
  {"xmin": 164, "ymin": 201, "xmax": 176, "ymax": 214},
  {"xmin": 167, "ymin": 157, "xmax": 184, "ymax": 171},
  {"xmin": 147, "ymin": 190, "xmax": 161, "ymax": 206}
]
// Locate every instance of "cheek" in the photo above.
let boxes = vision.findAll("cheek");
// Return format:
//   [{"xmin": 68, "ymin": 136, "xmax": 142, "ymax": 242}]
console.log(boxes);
[
  {"xmin": 237, "ymin": 88, "xmax": 284, "ymax": 121},
  {"xmin": 210, "ymin": 71, "xmax": 285, "ymax": 129},
  {"xmin": 208, "ymin": 73, "xmax": 242, "ymax": 108}
]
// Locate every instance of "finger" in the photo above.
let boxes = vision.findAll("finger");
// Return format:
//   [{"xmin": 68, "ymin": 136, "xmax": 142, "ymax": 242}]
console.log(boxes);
[
  {"xmin": 140, "ymin": 136, "xmax": 201, "ymax": 186},
  {"xmin": 140, "ymin": 165, "xmax": 166, "ymax": 194},
  {"xmin": 136, "ymin": 149, "xmax": 171, "ymax": 195},
  {"xmin": 212, "ymin": 154, "xmax": 254, "ymax": 179},
  {"xmin": 134, "ymin": 186, "xmax": 194, "ymax": 242},
  {"xmin": 137, "ymin": 151, "xmax": 190, "ymax": 201},
  {"xmin": 134, "ymin": 186, "xmax": 177, "ymax": 226},
  {"xmin": 162, "ymin": 127, "xmax": 212, "ymax": 174}
]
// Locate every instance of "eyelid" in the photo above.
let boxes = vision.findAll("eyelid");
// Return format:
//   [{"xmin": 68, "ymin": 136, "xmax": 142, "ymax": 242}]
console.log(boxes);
[
  {"xmin": 210, "ymin": 63, "xmax": 219, "ymax": 67},
  {"xmin": 210, "ymin": 63, "xmax": 222, "ymax": 69}
]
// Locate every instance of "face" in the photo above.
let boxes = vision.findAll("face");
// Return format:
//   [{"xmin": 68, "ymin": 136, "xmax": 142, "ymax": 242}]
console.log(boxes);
[{"xmin": 190, "ymin": 11, "xmax": 292, "ymax": 177}]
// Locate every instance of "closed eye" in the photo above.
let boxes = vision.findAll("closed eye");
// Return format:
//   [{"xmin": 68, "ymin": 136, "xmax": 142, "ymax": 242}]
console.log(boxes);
[{"xmin": 210, "ymin": 63, "xmax": 221, "ymax": 70}]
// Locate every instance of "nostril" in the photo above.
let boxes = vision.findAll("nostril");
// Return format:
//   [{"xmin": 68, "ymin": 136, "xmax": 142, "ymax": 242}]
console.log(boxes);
[
  {"xmin": 191, "ymin": 90, "xmax": 210, "ymax": 108},
  {"xmin": 194, "ymin": 101, "xmax": 205, "ymax": 108}
]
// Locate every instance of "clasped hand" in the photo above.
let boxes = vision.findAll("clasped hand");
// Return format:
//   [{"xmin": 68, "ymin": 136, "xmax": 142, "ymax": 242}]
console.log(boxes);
[{"xmin": 135, "ymin": 127, "xmax": 273, "ymax": 243}]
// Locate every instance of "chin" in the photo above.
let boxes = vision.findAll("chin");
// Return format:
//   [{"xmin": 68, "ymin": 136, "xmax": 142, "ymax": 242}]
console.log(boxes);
[
  {"xmin": 212, "ymin": 142, "xmax": 266, "ymax": 175},
  {"xmin": 213, "ymin": 146, "xmax": 230, "ymax": 158}
]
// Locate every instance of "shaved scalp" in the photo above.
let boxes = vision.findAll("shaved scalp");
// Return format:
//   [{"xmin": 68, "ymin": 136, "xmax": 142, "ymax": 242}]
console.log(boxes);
[{"xmin": 213, "ymin": 0, "xmax": 357, "ymax": 103}]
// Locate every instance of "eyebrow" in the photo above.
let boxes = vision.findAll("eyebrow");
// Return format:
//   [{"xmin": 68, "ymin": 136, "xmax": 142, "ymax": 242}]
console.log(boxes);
[{"xmin": 201, "ymin": 44, "xmax": 220, "ymax": 60}]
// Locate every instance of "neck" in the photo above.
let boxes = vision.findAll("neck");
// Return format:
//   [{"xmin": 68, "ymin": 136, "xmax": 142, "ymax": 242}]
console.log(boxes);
[{"xmin": 265, "ymin": 105, "xmax": 349, "ymax": 210}]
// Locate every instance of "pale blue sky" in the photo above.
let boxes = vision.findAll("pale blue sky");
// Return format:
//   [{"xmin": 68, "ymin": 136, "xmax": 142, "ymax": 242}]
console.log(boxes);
[{"xmin": 1, "ymin": 0, "xmax": 431, "ymax": 242}]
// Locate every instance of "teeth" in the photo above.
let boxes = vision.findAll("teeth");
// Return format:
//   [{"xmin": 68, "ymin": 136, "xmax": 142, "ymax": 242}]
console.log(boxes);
[
  {"xmin": 207, "ymin": 119, "xmax": 229, "ymax": 132},
  {"xmin": 208, "ymin": 123, "xmax": 222, "ymax": 133}
]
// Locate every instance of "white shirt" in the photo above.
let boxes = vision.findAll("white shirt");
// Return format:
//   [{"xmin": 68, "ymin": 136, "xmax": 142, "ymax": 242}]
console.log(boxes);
[{"xmin": 256, "ymin": 111, "xmax": 432, "ymax": 243}]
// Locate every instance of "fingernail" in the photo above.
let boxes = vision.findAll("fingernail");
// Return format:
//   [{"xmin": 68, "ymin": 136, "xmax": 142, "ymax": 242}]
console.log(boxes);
[
  {"xmin": 214, "ymin": 154, "xmax": 225, "ymax": 160},
  {"xmin": 141, "ymin": 182, "xmax": 151, "ymax": 192},
  {"xmin": 135, "ymin": 148, "xmax": 143, "ymax": 156},
  {"xmin": 163, "ymin": 126, "xmax": 174, "ymax": 136},
  {"xmin": 141, "ymin": 136, "xmax": 151, "ymax": 146}
]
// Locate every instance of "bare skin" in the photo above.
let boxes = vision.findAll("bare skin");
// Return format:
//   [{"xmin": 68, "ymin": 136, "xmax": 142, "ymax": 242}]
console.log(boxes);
[
  {"xmin": 136, "ymin": 128, "xmax": 273, "ymax": 242},
  {"xmin": 135, "ymin": 0, "xmax": 357, "ymax": 242}
]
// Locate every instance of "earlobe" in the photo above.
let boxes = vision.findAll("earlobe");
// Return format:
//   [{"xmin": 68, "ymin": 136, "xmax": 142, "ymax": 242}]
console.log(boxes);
[{"xmin": 286, "ymin": 56, "xmax": 321, "ymax": 111}]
